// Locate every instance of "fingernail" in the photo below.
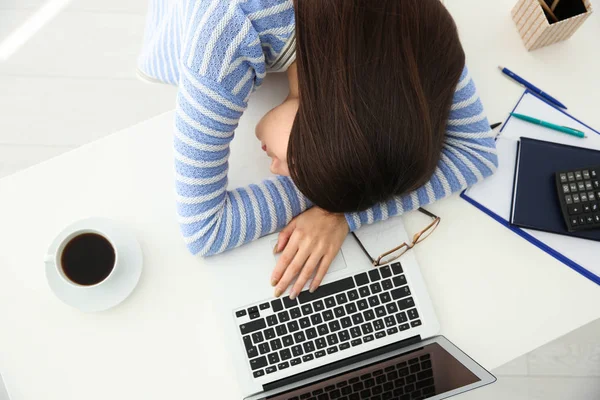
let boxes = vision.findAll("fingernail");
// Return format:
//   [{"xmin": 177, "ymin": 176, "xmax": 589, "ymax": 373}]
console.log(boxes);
[
  {"xmin": 289, "ymin": 290, "xmax": 298, "ymax": 300},
  {"xmin": 309, "ymin": 286, "xmax": 316, "ymax": 293},
  {"xmin": 274, "ymin": 288, "xmax": 282, "ymax": 297},
  {"xmin": 273, "ymin": 242, "xmax": 279, "ymax": 254},
  {"xmin": 271, "ymin": 279, "xmax": 278, "ymax": 287}
]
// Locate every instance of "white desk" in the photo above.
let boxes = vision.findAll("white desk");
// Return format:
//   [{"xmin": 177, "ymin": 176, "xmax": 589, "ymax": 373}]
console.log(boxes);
[{"xmin": 1, "ymin": 1, "xmax": 599, "ymax": 398}]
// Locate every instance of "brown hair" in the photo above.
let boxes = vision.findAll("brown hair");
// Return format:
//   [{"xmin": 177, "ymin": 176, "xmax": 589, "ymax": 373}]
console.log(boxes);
[{"xmin": 288, "ymin": 0, "xmax": 465, "ymax": 213}]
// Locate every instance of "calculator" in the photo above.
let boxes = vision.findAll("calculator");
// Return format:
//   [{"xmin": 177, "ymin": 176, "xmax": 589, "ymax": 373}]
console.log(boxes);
[{"xmin": 556, "ymin": 167, "xmax": 600, "ymax": 232}]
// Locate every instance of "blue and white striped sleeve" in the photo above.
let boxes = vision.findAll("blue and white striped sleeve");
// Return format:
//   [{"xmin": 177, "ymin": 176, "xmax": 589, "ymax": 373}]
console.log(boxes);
[
  {"xmin": 175, "ymin": 0, "xmax": 309, "ymax": 256},
  {"xmin": 345, "ymin": 67, "xmax": 499, "ymax": 230}
]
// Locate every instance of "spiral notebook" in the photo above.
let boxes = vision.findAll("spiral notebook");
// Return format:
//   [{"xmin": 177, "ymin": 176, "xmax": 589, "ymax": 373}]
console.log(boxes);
[{"xmin": 461, "ymin": 91, "xmax": 600, "ymax": 285}]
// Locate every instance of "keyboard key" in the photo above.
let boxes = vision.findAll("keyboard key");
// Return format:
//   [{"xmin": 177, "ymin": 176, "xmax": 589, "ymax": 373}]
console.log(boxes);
[
  {"xmin": 565, "ymin": 195, "xmax": 573, "ymax": 205},
  {"xmin": 391, "ymin": 286, "xmax": 411, "ymax": 300},
  {"xmin": 287, "ymin": 321, "xmax": 300, "ymax": 332},
  {"xmin": 276, "ymin": 325, "xmax": 288, "ymax": 336},
  {"xmin": 348, "ymin": 289, "xmax": 359, "ymax": 301},
  {"xmin": 562, "ymin": 184, "xmax": 570, "ymax": 194},
  {"xmin": 292, "ymin": 345, "xmax": 303, "ymax": 357},
  {"xmin": 379, "ymin": 292, "xmax": 392, "ymax": 304},
  {"xmin": 266, "ymin": 366, "xmax": 277, "ymax": 374},
  {"xmin": 301, "ymin": 304, "xmax": 313, "ymax": 315},
  {"xmin": 291, "ymin": 358, "xmax": 302, "ymax": 366},
  {"xmin": 240, "ymin": 318, "xmax": 266, "ymax": 335},
  {"xmin": 325, "ymin": 297, "xmax": 337, "ymax": 308},
  {"xmin": 278, "ymin": 311, "xmax": 290, "ymax": 323},
  {"xmin": 264, "ymin": 328, "xmax": 275, "ymax": 340},
  {"xmin": 303, "ymin": 341, "xmax": 315, "ymax": 353},
  {"xmin": 236, "ymin": 310, "xmax": 247, "ymax": 318},
  {"xmin": 386, "ymin": 302, "xmax": 398, "ymax": 314},
  {"xmin": 271, "ymin": 299, "xmax": 283, "ymax": 312},
  {"xmin": 249, "ymin": 312, "xmax": 260, "ymax": 320},
  {"xmin": 282, "ymin": 335, "xmax": 294, "ymax": 347},
  {"xmin": 417, "ymin": 370, "xmax": 433, "ymax": 380},
  {"xmin": 410, "ymin": 363, "xmax": 420, "ymax": 373},
  {"xmin": 385, "ymin": 316, "xmax": 396, "ymax": 327},
  {"xmin": 303, "ymin": 354, "xmax": 314, "ymax": 362},
  {"xmin": 570, "ymin": 183, "xmax": 578, "ymax": 192},
  {"xmin": 267, "ymin": 315, "xmax": 278, "ymax": 326},
  {"xmin": 270, "ymin": 338, "xmax": 282, "ymax": 351},
  {"xmin": 352, "ymin": 313, "xmax": 364, "ymax": 325},
  {"xmin": 575, "ymin": 171, "xmax": 583, "ymax": 180},
  {"xmin": 317, "ymin": 324, "xmax": 329, "ymax": 336},
  {"xmin": 299, "ymin": 317, "xmax": 311, "ymax": 329},
  {"xmin": 298, "ymin": 277, "xmax": 355, "ymax": 303},
  {"xmin": 363, "ymin": 335, "xmax": 374, "ymax": 343},
  {"xmin": 583, "ymin": 170, "xmax": 591, "ymax": 179},
  {"xmin": 370, "ymin": 282, "xmax": 382, "ymax": 294},
  {"xmin": 407, "ymin": 309, "xmax": 419, "ymax": 320},
  {"xmin": 589, "ymin": 192, "xmax": 596, "ymax": 201},
  {"xmin": 581, "ymin": 193, "xmax": 588, "ymax": 202},
  {"xmin": 573, "ymin": 193, "xmax": 581, "ymax": 203},
  {"xmin": 567, "ymin": 172, "xmax": 575, "ymax": 182},
  {"xmin": 355, "ymin": 273, "xmax": 369, "ymax": 286},
  {"xmin": 306, "ymin": 327, "xmax": 317, "ymax": 339},
  {"xmin": 382, "ymin": 279, "xmax": 393, "ymax": 291},
  {"xmin": 338, "ymin": 330, "xmax": 351, "ymax": 342},
  {"xmin": 327, "ymin": 346, "xmax": 338, "ymax": 354},
  {"xmin": 313, "ymin": 300, "xmax": 325, "ymax": 312},
  {"xmin": 268, "ymin": 353, "xmax": 280, "ymax": 365},
  {"xmin": 316, "ymin": 338, "xmax": 327, "ymax": 349},
  {"xmin": 243, "ymin": 335, "xmax": 253, "ymax": 349},
  {"xmin": 351, "ymin": 327, "xmax": 362, "ymax": 338},
  {"xmin": 396, "ymin": 312, "xmax": 408, "ymax": 323},
  {"xmin": 375, "ymin": 306, "xmax": 387, "ymax": 318},
  {"xmin": 392, "ymin": 275, "xmax": 407, "ymax": 287},
  {"xmin": 323, "ymin": 310, "xmax": 334, "ymax": 321},
  {"xmin": 246, "ymin": 346, "xmax": 258, "ymax": 359},
  {"xmin": 327, "ymin": 334, "xmax": 339, "ymax": 346},
  {"xmin": 391, "ymin": 263, "xmax": 403, "ymax": 275},
  {"xmin": 364, "ymin": 378, "xmax": 375, "ymax": 388},
  {"xmin": 359, "ymin": 286, "xmax": 371, "ymax": 298},
  {"xmin": 368, "ymin": 296, "xmax": 380, "ymax": 307},
  {"xmin": 369, "ymin": 269, "xmax": 381, "ymax": 282},
  {"xmin": 290, "ymin": 307, "xmax": 302, "ymax": 319},
  {"xmin": 586, "ymin": 181, "xmax": 594, "ymax": 190},
  {"xmin": 252, "ymin": 331, "xmax": 264, "ymax": 343},
  {"xmin": 357, "ymin": 299, "xmax": 369, "ymax": 311},
  {"xmin": 315, "ymin": 350, "xmax": 326, "ymax": 358},
  {"xmin": 294, "ymin": 331, "xmax": 306, "ymax": 343},
  {"xmin": 373, "ymin": 319, "xmax": 385, "ymax": 331},
  {"xmin": 364, "ymin": 310, "xmax": 375, "ymax": 321},
  {"xmin": 278, "ymin": 362, "xmax": 290, "ymax": 370},
  {"xmin": 311, "ymin": 314, "xmax": 323, "ymax": 325},
  {"xmin": 397, "ymin": 297, "xmax": 415, "ymax": 310},
  {"xmin": 248, "ymin": 306, "xmax": 258, "ymax": 315},
  {"xmin": 250, "ymin": 356, "xmax": 268, "ymax": 370},
  {"xmin": 361, "ymin": 323, "xmax": 374, "ymax": 334},
  {"xmin": 399, "ymin": 323, "xmax": 410, "ymax": 331},
  {"xmin": 339, "ymin": 343, "xmax": 350, "ymax": 351},
  {"xmin": 336, "ymin": 293, "xmax": 348, "ymax": 304},
  {"xmin": 334, "ymin": 306, "xmax": 346, "ymax": 318},
  {"xmin": 260, "ymin": 302, "xmax": 270, "ymax": 310},
  {"xmin": 584, "ymin": 204, "xmax": 591, "ymax": 213},
  {"xmin": 411, "ymin": 320, "xmax": 422, "ymax": 328},
  {"xmin": 387, "ymin": 327, "xmax": 398, "ymax": 335},
  {"xmin": 253, "ymin": 369, "xmax": 264, "ymax": 378},
  {"xmin": 283, "ymin": 297, "xmax": 298, "ymax": 308},
  {"xmin": 380, "ymin": 265, "xmax": 392, "ymax": 278},
  {"xmin": 258, "ymin": 342, "xmax": 270, "ymax": 355},
  {"xmin": 345, "ymin": 303, "xmax": 358, "ymax": 314},
  {"xmin": 351, "ymin": 338, "xmax": 363, "ymax": 347},
  {"xmin": 341, "ymin": 316, "xmax": 352, "ymax": 328},
  {"xmin": 280, "ymin": 348, "xmax": 292, "ymax": 360}
]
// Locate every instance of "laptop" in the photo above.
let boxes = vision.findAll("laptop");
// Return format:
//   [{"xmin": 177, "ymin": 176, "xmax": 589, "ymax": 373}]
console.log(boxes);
[
  {"xmin": 0, "ymin": 373, "xmax": 11, "ymax": 400},
  {"xmin": 207, "ymin": 215, "xmax": 496, "ymax": 399}
]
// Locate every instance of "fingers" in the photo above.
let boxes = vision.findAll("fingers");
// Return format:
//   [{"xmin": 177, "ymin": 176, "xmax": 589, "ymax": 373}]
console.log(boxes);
[
  {"xmin": 289, "ymin": 251, "xmax": 324, "ymax": 300},
  {"xmin": 271, "ymin": 233, "xmax": 299, "ymax": 288},
  {"xmin": 274, "ymin": 238, "xmax": 312, "ymax": 298},
  {"xmin": 310, "ymin": 251, "xmax": 335, "ymax": 292},
  {"xmin": 274, "ymin": 218, "xmax": 296, "ymax": 254}
]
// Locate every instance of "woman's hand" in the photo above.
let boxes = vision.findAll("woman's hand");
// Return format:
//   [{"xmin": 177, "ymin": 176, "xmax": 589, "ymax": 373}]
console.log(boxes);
[{"xmin": 271, "ymin": 207, "xmax": 349, "ymax": 299}]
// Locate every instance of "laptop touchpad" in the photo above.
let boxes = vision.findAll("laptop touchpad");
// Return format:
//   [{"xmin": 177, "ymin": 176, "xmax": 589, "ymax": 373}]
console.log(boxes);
[{"xmin": 271, "ymin": 239, "xmax": 348, "ymax": 278}]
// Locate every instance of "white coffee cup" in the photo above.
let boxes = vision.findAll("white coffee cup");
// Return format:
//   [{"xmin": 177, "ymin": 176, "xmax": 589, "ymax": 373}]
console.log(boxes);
[{"xmin": 44, "ymin": 228, "xmax": 119, "ymax": 288}]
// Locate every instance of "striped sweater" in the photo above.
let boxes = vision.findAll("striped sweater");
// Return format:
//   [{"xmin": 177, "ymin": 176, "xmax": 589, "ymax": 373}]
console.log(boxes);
[{"xmin": 138, "ymin": 0, "xmax": 498, "ymax": 256}]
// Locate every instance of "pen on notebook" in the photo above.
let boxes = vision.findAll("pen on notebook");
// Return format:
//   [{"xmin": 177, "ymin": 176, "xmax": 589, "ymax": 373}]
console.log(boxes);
[
  {"xmin": 490, "ymin": 122, "xmax": 502, "ymax": 130},
  {"xmin": 498, "ymin": 66, "xmax": 567, "ymax": 110},
  {"xmin": 511, "ymin": 113, "xmax": 587, "ymax": 139}
]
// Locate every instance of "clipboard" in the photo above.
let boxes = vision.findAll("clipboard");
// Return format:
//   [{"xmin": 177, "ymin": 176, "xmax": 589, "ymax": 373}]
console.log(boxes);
[{"xmin": 461, "ymin": 90, "xmax": 600, "ymax": 286}]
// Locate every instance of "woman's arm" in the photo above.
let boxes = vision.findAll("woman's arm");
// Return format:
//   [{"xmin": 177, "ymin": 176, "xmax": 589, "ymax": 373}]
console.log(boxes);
[{"xmin": 345, "ymin": 67, "xmax": 498, "ymax": 230}]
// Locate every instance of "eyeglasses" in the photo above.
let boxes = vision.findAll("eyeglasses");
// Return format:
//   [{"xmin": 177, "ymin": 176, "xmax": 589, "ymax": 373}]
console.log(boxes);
[{"xmin": 351, "ymin": 208, "xmax": 441, "ymax": 267}]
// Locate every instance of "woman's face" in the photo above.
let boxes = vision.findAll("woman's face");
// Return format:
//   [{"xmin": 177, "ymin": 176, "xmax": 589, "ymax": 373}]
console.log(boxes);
[{"xmin": 255, "ymin": 63, "xmax": 299, "ymax": 177}]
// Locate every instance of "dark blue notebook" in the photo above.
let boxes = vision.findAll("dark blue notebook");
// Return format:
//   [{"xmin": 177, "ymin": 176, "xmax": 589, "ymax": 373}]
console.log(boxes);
[{"xmin": 510, "ymin": 137, "xmax": 600, "ymax": 241}]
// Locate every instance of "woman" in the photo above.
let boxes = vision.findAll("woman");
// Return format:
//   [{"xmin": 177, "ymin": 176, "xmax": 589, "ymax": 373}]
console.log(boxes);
[{"xmin": 138, "ymin": 0, "xmax": 498, "ymax": 298}]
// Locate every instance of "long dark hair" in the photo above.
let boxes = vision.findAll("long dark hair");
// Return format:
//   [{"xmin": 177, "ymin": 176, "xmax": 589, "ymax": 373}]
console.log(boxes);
[{"xmin": 288, "ymin": 0, "xmax": 465, "ymax": 213}]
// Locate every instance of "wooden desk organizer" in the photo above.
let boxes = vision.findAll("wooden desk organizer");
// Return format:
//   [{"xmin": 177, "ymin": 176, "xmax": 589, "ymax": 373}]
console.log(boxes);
[{"xmin": 512, "ymin": 0, "xmax": 593, "ymax": 51}]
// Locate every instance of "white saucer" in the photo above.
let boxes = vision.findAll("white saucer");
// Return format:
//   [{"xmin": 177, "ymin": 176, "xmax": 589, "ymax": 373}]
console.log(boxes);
[{"xmin": 45, "ymin": 218, "xmax": 143, "ymax": 313}]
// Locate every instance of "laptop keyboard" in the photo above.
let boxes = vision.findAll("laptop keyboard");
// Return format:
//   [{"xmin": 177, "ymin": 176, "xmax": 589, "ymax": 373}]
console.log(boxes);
[
  {"xmin": 235, "ymin": 262, "xmax": 422, "ymax": 379},
  {"xmin": 291, "ymin": 354, "xmax": 435, "ymax": 400}
]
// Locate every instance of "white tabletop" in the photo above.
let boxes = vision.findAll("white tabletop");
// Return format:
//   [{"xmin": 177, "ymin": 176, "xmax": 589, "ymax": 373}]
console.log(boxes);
[{"xmin": 1, "ymin": 1, "xmax": 599, "ymax": 399}]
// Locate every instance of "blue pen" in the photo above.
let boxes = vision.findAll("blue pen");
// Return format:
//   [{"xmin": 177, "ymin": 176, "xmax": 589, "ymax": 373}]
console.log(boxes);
[{"xmin": 498, "ymin": 66, "xmax": 567, "ymax": 110}]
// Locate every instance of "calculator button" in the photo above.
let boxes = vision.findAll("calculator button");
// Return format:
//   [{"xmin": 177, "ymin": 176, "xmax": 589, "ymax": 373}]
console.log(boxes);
[
  {"xmin": 570, "ymin": 183, "xmax": 578, "ymax": 192},
  {"xmin": 580, "ymin": 193, "xmax": 588, "ymax": 202},
  {"xmin": 561, "ymin": 184, "xmax": 570, "ymax": 194},
  {"xmin": 585, "ymin": 181, "xmax": 593, "ymax": 190},
  {"xmin": 575, "ymin": 171, "xmax": 583, "ymax": 180},
  {"xmin": 583, "ymin": 204, "xmax": 591, "ymax": 213},
  {"xmin": 595, "ymin": 214, "xmax": 600, "ymax": 223},
  {"xmin": 568, "ymin": 205, "xmax": 582, "ymax": 215},
  {"xmin": 567, "ymin": 172, "xmax": 575, "ymax": 182},
  {"xmin": 570, "ymin": 217, "xmax": 578, "ymax": 226},
  {"xmin": 592, "ymin": 203, "xmax": 599, "ymax": 212},
  {"xmin": 583, "ymin": 170, "xmax": 591, "ymax": 179},
  {"xmin": 573, "ymin": 194, "xmax": 580, "ymax": 203},
  {"xmin": 559, "ymin": 173, "xmax": 568, "ymax": 183},
  {"xmin": 565, "ymin": 195, "xmax": 573, "ymax": 205},
  {"xmin": 586, "ymin": 215, "xmax": 594, "ymax": 224},
  {"xmin": 577, "ymin": 182, "xmax": 585, "ymax": 192},
  {"xmin": 592, "ymin": 170, "xmax": 598, "ymax": 178},
  {"xmin": 588, "ymin": 192, "xmax": 596, "ymax": 201},
  {"xmin": 579, "ymin": 216, "xmax": 586, "ymax": 225},
  {"xmin": 594, "ymin": 181, "xmax": 600, "ymax": 189}
]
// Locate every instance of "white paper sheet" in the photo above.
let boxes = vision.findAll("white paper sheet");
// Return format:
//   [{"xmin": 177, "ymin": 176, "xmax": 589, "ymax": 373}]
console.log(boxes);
[{"xmin": 465, "ymin": 92, "xmax": 600, "ymax": 279}]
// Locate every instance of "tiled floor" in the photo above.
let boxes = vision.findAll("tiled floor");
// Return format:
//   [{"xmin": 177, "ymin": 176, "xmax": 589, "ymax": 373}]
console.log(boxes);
[{"xmin": 0, "ymin": 0, "xmax": 599, "ymax": 398}]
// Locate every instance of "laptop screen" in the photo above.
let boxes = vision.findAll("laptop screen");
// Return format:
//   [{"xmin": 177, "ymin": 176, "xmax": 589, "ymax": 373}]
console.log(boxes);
[{"xmin": 265, "ymin": 342, "xmax": 480, "ymax": 400}]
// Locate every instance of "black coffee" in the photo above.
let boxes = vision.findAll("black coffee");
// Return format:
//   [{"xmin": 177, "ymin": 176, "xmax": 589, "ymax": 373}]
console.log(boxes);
[{"xmin": 61, "ymin": 233, "xmax": 115, "ymax": 286}]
